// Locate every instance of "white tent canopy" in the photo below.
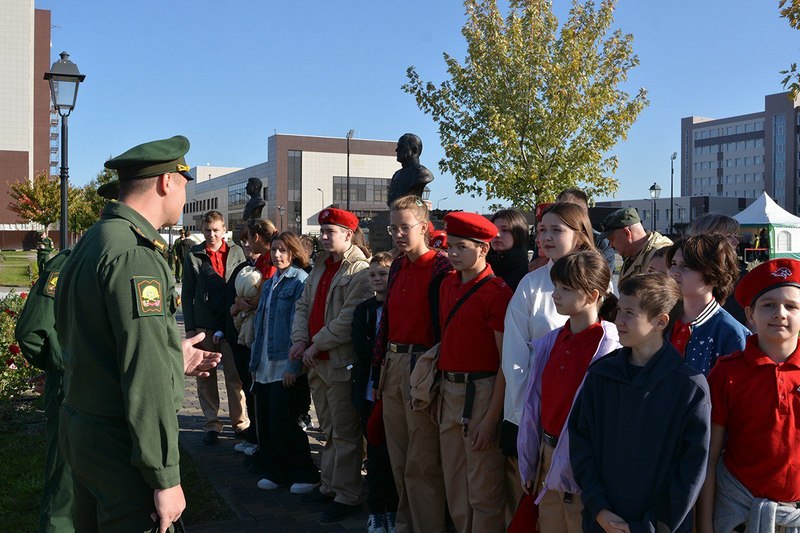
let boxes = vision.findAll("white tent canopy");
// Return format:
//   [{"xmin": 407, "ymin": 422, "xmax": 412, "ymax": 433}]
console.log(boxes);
[{"xmin": 733, "ymin": 192, "xmax": 800, "ymax": 259}]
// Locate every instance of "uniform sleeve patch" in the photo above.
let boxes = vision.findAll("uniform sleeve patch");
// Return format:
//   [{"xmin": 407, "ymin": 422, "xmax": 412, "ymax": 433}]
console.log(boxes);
[
  {"xmin": 43, "ymin": 270, "xmax": 60, "ymax": 298},
  {"xmin": 132, "ymin": 277, "xmax": 164, "ymax": 317}
]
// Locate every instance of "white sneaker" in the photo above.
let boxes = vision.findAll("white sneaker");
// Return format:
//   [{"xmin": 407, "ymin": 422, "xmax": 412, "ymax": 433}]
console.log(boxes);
[
  {"xmin": 289, "ymin": 482, "xmax": 319, "ymax": 494},
  {"xmin": 243, "ymin": 444, "xmax": 260, "ymax": 456},
  {"xmin": 234, "ymin": 442, "xmax": 257, "ymax": 453},
  {"xmin": 257, "ymin": 478, "xmax": 280, "ymax": 490},
  {"xmin": 367, "ymin": 513, "xmax": 387, "ymax": 533}
]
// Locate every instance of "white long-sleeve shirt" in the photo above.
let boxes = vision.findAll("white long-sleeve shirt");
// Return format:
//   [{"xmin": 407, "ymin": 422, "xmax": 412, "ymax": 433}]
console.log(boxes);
[{"xmin": 501, "ymin": 261, "xmax": 567, "ymax": 426}]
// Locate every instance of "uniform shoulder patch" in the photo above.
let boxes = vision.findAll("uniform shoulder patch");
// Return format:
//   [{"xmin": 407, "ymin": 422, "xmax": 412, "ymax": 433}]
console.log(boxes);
[
  {"xmin": 43, "ymin": 270, "xmax": 60, "ymax": 298},
  {"xmin": 132, "ymin": 276, "xmax": 164, "ymax": 317}
]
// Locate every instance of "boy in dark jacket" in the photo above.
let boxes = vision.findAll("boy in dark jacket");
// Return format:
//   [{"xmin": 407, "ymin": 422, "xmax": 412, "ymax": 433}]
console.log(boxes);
[
  {"xmin": 569, "ymin": 272, "xmax": 711, "ymax": 533},
  {"xmin": 352, "ymin": 251, "xmax": 398, "ymax": 533}
]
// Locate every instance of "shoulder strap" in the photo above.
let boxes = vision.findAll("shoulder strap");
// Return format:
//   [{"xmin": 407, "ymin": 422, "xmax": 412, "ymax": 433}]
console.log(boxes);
[{"xmin": 443, "ymin": 274, "xmax": 495, "ymax": 334}]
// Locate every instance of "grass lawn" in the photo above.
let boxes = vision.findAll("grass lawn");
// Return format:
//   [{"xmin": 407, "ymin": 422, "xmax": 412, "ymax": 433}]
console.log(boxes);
[
  {"xmin": 0, "ymin": 398, "xmax": 233, "ymax": 532},
  {"xmin": 0, "ymin": 251, "xmax": 37, "ymax": 287}
]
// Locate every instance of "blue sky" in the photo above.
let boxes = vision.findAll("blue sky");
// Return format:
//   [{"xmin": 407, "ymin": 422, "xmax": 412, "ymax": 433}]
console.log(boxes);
[{"xmin": 37, "ymin": 0, "xmax": 798, "ymax": 212}]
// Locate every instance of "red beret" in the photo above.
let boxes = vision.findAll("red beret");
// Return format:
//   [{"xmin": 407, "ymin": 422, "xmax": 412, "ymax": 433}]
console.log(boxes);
[
  {"xmin": 535, "ymin": 202, "xmax": 553, "ymax": 223},
  {"xmin": 318, "ymin": 207, "xmax": 358, "ymax": 231},
  {"xmin": 736, "ymin": 258, "xmax": 800, "ymax": 307},
  {"xmin": 429, "ymin": 229, "xmax": 448, "ymax": 250},
  {"xmin": 444, "ymin": 212, "xmax": 498, "ymax": 243},
  {"xmin": 366, "ymin": 398, "xmax": 385, "ymax": 446}
]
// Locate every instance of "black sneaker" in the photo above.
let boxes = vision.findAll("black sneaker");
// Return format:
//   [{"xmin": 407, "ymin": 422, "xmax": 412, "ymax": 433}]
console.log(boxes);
[
  {"xmin": 320, "ymin": 502, "xmax": 359, "ymax": 522},
  {"xmin": 202, "ymin": 431, "xmax": 219, "ymax": 445},
  {"xmin": 299, "ymin": 486, "xmax": 334, "ymax": 505}
]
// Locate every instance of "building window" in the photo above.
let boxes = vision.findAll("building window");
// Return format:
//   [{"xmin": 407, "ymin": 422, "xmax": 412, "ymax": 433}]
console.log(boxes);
[
  {"xmin": 778, "ymin": 230, "xmax": 792, "ymax": 252},
  {"xmin": 287, "ymin": 150, "xmax": 303, "ymax": 232},
  {"xmin": 228, "ymin": 182, "xmax": 248, "ymax": 210}
]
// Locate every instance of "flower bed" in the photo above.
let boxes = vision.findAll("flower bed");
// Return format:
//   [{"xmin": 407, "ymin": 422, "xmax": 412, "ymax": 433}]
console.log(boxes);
[{"xmin": 1, "ymin": 291, "xmax": 37, "ymax": 401}]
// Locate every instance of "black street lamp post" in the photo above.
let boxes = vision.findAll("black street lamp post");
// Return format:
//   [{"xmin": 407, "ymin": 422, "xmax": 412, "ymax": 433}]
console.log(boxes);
[
  {"xmin": 670, "ymin": 152, "xmax": 677, "ymax": 235},
  {"xmin": 346, "ymin": 129, "xmax": 354, "ymax": 211},
  {"xmin": 649, "ymin": 182, "xmax": 661, "ymax": 233},
  {"xmin": 44, "ymin": 51, "xmax": 85, "ymax": 250}
]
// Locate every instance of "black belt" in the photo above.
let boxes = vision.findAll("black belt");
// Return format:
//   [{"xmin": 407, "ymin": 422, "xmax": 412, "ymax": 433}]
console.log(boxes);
[
  {"xmin": 388, "ymin": 342, "xmax": 429, "ymax": 354},
  {"xmin": 542, "ymin": 431, "xmax": 559, "ymax": 448},
  {"xmin": 442, "ymin": 371, "xmax": 496, "ymax": 383},
  {"xmin": 440, "ymin": 371, "xmax": 497, "ymax": 437}
]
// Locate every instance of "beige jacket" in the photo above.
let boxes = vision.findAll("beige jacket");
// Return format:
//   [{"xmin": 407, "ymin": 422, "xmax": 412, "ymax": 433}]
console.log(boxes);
[
  {"xmin": 619, "ymin": 231, "xmax": 673, "ymax": 284},
  {"xmin": 291, "ymin": 245, "xmax": 371, "ymax": 369}
]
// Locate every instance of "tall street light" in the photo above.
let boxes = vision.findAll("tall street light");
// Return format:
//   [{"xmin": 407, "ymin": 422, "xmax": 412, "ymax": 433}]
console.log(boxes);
[
  {"xmin": 44, "ymin": 51, "xmax": 85, "ymax": 249},
  {"xmin": 437, "ymin": 197, "xmax": 448, "ymax": 210},
  {"xmin": 317, "ymin": 187, "xmax": 325, "ymax": 208},
  {"xmin": 670, "ymin": 152, "xmax": 677, "ymax": 235},
  {"xmin": 346, "ymin": 129, "xmax": 354, "ymax": 211},
  {"xmin": 649, "ymin": 182, "xmax": 661, "ymax": 233}
]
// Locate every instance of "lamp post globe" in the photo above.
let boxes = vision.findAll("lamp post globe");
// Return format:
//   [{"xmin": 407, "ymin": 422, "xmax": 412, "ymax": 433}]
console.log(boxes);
[
  {"xmin": 649, "ymin": 182, "xmax": 661, "ymax": 233},
  {"xmin": 44, "ymin": 51, "xmax": 85, "ymax": 249}
]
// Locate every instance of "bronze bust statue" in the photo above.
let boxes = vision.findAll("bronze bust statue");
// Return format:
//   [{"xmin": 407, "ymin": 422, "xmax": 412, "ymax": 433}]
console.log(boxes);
[
  {"xmin": 242, "ymin": 177, "xmax": 266, "ymax": 220},
  {"xmin": 387, "ymin": 133, "xmax": 434, "ymax": 206}
]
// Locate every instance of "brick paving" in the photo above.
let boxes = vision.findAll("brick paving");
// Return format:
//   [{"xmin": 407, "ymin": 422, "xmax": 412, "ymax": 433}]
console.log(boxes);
[{"xmin": 177, "ymin": 312, "xmax": 367, "ymax": 532}]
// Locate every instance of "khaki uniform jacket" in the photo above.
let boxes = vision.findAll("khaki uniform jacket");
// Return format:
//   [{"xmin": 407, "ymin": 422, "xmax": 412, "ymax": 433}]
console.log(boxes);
[
  {"xmin": 619, "ymin": 231, "xmax": 673, "ymax": 284},
  {"xmin": 54, "ymin": 201, "xmax": 183, "ymax": 489},
  {"xmin": 291, "ymin": 245, "xmax": 372, "ymax": 370}
]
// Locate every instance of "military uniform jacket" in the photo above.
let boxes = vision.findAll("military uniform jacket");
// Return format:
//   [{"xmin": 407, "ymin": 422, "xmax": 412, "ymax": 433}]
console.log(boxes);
[
  {"xmin": 54, "ymin": 201, "xmax": 183, "ymax": 489},
  {"xmin": 16, "ymin": 249, "xmax": 71, "ymax": 371}
]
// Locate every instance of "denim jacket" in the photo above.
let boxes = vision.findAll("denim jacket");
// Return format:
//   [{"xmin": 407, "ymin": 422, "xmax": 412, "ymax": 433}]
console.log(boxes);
[
  {"xmin": 249, "ymin": 265, "xmax": 307, "ymax": 374},
  {"xmin": 517, "ymin": 320, "xmax": 620, "ymax": 502}
]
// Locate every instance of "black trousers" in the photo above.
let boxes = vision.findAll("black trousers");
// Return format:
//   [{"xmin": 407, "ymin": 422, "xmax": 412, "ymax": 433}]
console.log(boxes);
[
  {"xmin": 253, "ymin": 376, "xmax": 319, "ymax": 485},
  {"xmin": 230, "ymin": 342, "xmax": 256, "ymax": 441},
  {"xmin": 362, "ymin": 400, "xmax": 399, "ymax": 515}
]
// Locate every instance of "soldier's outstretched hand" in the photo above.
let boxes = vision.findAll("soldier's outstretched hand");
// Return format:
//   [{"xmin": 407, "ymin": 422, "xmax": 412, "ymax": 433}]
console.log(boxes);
[{"xmin": 182, "ymin": 331, "xmax": 221, "ymax": 377}]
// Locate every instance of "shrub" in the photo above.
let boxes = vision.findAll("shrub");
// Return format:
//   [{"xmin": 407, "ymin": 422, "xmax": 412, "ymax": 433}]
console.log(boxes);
[{"xmin": 0, "ymin": 291, "xmax": 37, "ymax": 401}]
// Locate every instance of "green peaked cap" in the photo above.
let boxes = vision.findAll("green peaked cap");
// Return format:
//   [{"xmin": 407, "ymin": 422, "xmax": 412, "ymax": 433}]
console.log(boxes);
[{"xmin": 104, "ymin": 135, "xmax": 194, "ymax": 182}]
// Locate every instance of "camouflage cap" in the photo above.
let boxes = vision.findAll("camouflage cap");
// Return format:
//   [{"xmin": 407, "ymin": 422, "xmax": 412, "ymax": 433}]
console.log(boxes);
[
  {"xmin": 600, "ymin": 207, "xmax": 641, "ymax": 239},
  {"xmin": 104, "ymin": 135, "xmax": 194, "ymax": 182}
]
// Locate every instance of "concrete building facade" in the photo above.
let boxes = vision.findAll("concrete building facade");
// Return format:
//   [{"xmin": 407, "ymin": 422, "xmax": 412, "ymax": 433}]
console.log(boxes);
[
  {"xmin": 0, "ymin": 1, "xmax": 52, "ymax": 241},
  {"xmin": 681, "ymin": 92, "xmax": 800, "ymax": 212},
  {"xmin": 184, "ymin": 133, "xmax": 399, "ymax": 236}
]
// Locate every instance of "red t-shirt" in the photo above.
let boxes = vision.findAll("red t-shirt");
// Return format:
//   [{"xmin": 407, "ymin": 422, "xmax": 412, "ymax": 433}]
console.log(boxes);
[
  {"xmin": 254, "ymin": 254, "xmax": 277, "ymax": 280},
  {"xmin": 205, "ymin": 240, "xmax": 229, "ymax": 278},
  {"xmin": 308, "ymin": 256, "xmax": 342, "ymax": 361},
  {"xmin": 437, "ymin": 265, "xmax": 512, "ymax": 372},
  {"xmin": 540, "ymin": 321, "xmax": 604, "ymax": 436},
  {"xmin": 708, "ymin": 335, "xmax": 800, "ymax": 501},
  {"xmin": 670, "ymin": 320, "xmax": 691, "ymax": 357},
  {"xmin": 387, "ymin": 249, "xmax": 437, "ymax": 346}
]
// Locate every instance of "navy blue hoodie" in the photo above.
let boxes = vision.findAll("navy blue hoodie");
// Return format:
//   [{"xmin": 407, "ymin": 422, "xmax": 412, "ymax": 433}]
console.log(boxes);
[{"xmin": 568, "ymin": 342, "xmax": 711, "ymax": 532}]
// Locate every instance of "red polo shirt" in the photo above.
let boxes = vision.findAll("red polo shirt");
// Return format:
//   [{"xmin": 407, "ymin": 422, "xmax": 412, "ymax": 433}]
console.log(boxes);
[
  {"xmin": 708, "ymin": 335, "xmax": 800, "ymax": 502},
  {"xmin": 387, "ymin": 249, "xmax": 437, "ymax": 346},
  {"xmin": 438, "ymin": 265, "xmax": 512, "ymax": 372},
  {"xmin": 206, "ymin": 240, "xmax": 229, "ymax": 278},
  {"xmin": 254, "ymin": 254, "xmax": 277, "ymax": 280},
  {"xmin": 541, "ymin": 320, "xmax": 604, "ymax": 436},
  {"xmin": 308, "ymin": 256, "xmax": 342, "ymax": 361}
]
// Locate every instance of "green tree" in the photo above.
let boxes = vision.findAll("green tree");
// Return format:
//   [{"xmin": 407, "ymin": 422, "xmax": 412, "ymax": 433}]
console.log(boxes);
[
  {"xmin": 780, "ymin": 0, "xmax": 800, "ymax": 98},
  {"xmin": 69, "ymin": 168, "xmax": 117, "ymax": 234},
  {"xmin": 8, "ymin": 172, "xmax": 61, "ymax": 230},
  {"xmin": 403, "ymin": 0, "xmax": 648, "ymax": 208}
]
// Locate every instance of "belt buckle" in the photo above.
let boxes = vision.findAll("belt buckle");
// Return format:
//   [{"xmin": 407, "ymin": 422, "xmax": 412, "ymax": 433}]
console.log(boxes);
[{"xmin": 389, "ymin": 343, "xmax": 398, "ymax": 353}]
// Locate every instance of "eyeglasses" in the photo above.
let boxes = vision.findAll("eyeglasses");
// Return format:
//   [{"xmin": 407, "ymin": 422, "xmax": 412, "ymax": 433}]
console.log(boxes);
[{"xmin": 387, "ymin": 220, "xmax": 423, "ymax": 236}]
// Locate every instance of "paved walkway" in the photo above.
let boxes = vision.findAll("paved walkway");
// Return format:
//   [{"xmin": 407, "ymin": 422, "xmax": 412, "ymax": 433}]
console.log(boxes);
[{"xmin": 177, "ymin": 314, "xmax": 367, "ymax": 532}]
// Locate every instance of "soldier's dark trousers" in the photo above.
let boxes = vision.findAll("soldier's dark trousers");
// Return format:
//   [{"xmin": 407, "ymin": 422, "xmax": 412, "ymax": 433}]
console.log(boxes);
[
  {"xmin": 59, "ymin": 405, "xmax": 177, "ymax": 533},
  {"xmin": 38, "ymin": 369, "xmax": 74, "ymax": 533}
]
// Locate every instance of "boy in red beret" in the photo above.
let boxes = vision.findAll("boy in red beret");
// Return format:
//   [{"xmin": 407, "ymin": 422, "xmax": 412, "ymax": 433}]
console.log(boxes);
[
  {"xmin": 289, "ymin": 207, "xmax": 373, "ymax": 522},
  {"xmin": 699, "ymin": 258, "xmax": 800, "ymax": 532},
  {"xmin": 437, "ymin": 211, "xmax": 513, "ymax": 532}
]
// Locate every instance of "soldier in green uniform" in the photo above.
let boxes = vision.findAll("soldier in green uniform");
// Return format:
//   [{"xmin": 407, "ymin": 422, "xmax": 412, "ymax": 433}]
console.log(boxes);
[
  {"xmin": 172, "ymin": 229, "xmax": 186, "ymax": 281},
  {"xmin": 15, "ymin": 179, "xmax": 120, "ymax": 533},
  {"xmin": 55, "ymin": 135, "xmax": 220, "ymax": 533},
  {"xmin": 36, "ymin": 232, "xmax": 55, "ymax": 276}
]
